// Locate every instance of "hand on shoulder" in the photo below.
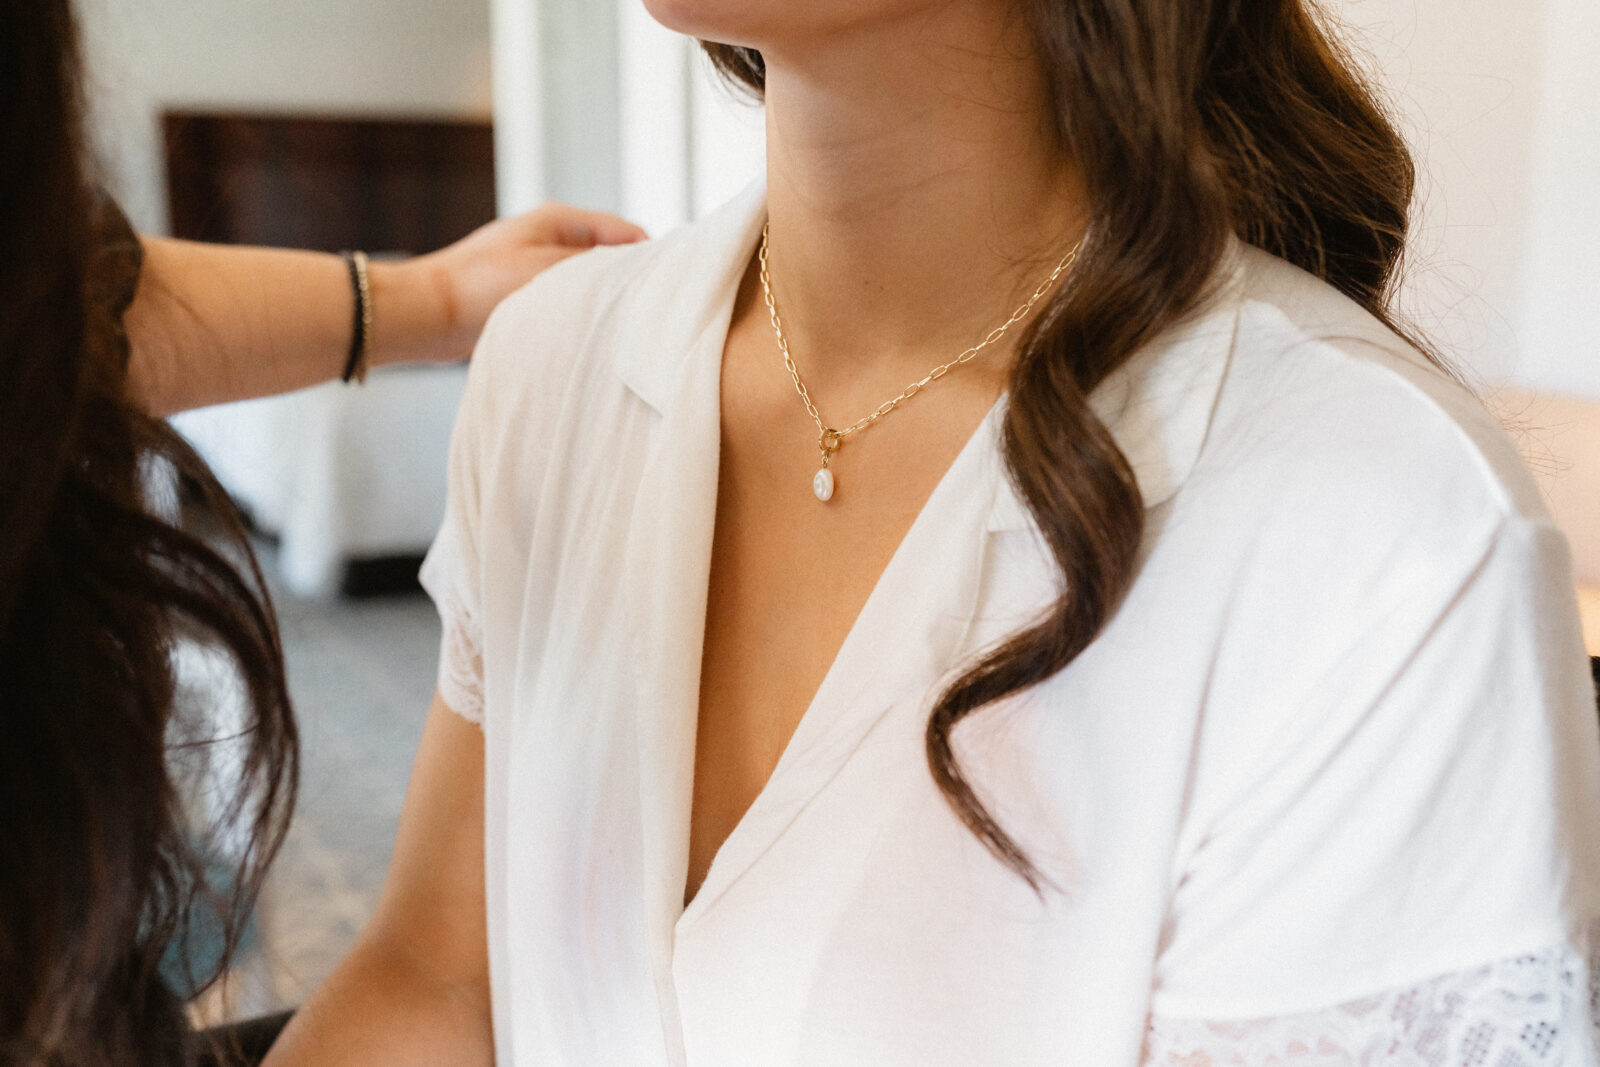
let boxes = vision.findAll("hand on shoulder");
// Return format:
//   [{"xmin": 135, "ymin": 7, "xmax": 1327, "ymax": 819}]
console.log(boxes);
[{"xmin": 377, "ymin": 202, "xmax": 649, "ymax": 366}]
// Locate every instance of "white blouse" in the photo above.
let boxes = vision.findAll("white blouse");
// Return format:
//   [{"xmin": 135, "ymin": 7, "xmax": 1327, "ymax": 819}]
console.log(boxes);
[{"xmin": 419, "ymin": 181, "xmax": 1600, "ymax": 1066}]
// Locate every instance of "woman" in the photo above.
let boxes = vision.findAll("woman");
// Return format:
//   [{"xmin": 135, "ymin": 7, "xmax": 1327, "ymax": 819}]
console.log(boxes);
[
  {"xmin": 271, "ymin": 1, "xmax": 1600, "ymax": 1064},
  {"xmin": 0, "ymin": 2, "xmax": 640, "ymax": 1062}
]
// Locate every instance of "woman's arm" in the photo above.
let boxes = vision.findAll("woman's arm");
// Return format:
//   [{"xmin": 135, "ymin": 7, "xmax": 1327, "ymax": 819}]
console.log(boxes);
[
  {"xmin": 126, "ymin": 203, "xmax": 646, "ymax": 416},
  {"xmin": 263, "ymin": 694, "xmax": 493, "ymax": 1065}
]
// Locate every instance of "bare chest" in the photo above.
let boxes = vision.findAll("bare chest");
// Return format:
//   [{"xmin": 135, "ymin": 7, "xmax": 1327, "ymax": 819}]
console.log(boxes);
[{"xmin": 684, "ymin": 317, "xmax": 1002, "ymax": 904}]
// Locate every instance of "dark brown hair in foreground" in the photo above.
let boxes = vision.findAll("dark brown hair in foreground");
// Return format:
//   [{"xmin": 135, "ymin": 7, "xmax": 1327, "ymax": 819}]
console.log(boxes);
[
  {"xmin": 706, "ymin": 0, "xmax": 1422, "ymax": 889},
  {"xmin": 0, "ymin": 1, "xmax": 297, "ymax": 1062}
]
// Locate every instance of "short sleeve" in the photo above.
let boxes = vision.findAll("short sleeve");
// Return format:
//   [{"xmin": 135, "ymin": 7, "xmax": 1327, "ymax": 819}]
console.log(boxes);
[
  {"xmin": 419, "ymin": 514, "xmax": 484, "ymax": 725},
  {"xmin": 1143, "ymin": 926, "xmax": 1600, "ymax": 1065},
  {"xmin": 417, "ymin": 319, "xmax": 501, "ymax": 727},
  {"xmin": 1150, "ymin": 515, "xmax": 1600, "ymax": 1047}
]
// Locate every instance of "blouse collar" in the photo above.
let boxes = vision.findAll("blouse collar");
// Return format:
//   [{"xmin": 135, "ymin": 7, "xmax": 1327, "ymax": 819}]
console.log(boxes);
[{"xmin": 612, "ymin": 177, "xmax": 1246, "ymax": 530}]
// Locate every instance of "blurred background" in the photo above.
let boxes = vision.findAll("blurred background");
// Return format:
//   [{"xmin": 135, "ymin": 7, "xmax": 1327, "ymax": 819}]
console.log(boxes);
[{"xmin": 77, "ymin": 0, "xmax": 1599, "ymax": 1021}]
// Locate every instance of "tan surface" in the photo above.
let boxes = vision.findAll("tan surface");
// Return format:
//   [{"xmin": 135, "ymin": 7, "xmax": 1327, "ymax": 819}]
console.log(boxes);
[
  {"xmin": 1579, "ymin": 585, "xmax": 1600, "ymax": 657},
  {"xmin": 1490, "ymin": 390, "xmax": 1600, "ymax": 655},
  {"xmin": 1492, "ymin": 389, "xmax": 1600, "ymax": 586}
]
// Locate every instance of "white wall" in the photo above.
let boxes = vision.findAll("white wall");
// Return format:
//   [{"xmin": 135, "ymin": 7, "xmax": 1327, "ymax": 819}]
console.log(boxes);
[
  {"xmin": 686, "ymin": 49, "xmax": 766, "ymax": 221},
  {"xmin": 1516, "ymin": 0, "xmax": 1600, "ymax": 401},
  {"xmin": 491, "ymin": 0, "xmax": 623, "ymax": 215},
  {"xmin": 616, "ymin": 10, "xmax": 764, "ymax": 238},
  {"xmin": 78, "ymin": 0, "xmax": 493, "ymax": 234},
  {"xmin": 618, "ymin": 5, "xmax": 694, "ymax": 236},
  {"xmin": 1333, "ymin": 0, "xmax": 1597, "ymax": 396}
]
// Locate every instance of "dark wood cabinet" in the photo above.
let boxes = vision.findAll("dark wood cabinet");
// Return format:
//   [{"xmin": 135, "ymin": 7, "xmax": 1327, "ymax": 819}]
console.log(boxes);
[{"xmin": 163, "ymin": 111, "xmax": 495, "ymax": 254}]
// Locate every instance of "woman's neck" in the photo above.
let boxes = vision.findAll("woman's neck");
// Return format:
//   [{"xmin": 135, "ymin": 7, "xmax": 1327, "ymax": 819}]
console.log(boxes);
[{"xmin": 757, "ymin": 4, "xmax": 1085, "ymax": 389}]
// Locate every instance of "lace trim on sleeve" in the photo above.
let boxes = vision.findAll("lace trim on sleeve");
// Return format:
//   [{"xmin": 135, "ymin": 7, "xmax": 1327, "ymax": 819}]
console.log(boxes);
[
  {"xmin": 1143, "ymin": 932, "xmax": 1600, "ymax": 1066},
  {"xmin": 433, "ymin": 581, "xmax": 485, "ymax": 727}
]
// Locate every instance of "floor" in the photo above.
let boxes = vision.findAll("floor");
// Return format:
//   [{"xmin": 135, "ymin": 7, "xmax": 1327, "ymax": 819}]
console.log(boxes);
[{"xmin": 206, "ymin": 552, "xmax": 439, "ymax": 1020}]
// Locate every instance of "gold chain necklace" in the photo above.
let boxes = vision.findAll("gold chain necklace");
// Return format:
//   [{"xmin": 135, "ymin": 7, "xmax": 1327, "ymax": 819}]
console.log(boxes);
[{"xmin": 757, "ymin": 222, "xmax": 1081, "ymax": 502}]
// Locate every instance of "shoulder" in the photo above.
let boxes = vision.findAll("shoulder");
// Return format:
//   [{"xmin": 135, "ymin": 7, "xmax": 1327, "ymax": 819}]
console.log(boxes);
[
  {"xmin": 466, "ymin": 228, "xmax": 685, "ymax": 401},
  {"xmin": 1141, "ymin": 245, "xmax": 1577, "ymax": 690},
  {"xmin": 485, "ymin": 213, "xmax": 715, "ymax": 345},
  {"xmin": 461, "ymin": 183, "xmax": 766, "ymax": 432},
  {"xmin": 1185, "ymin": 245, "xmax": 1550, "ymax": 552},
  {"xmin": 1139, "ymin": 263, "xmax": 1597, "ymax": 991}
]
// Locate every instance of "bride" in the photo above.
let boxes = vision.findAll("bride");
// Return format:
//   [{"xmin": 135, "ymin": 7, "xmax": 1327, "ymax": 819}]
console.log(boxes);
[{"xmin": 268, "ymin": 1, "xmax": 1600, "ymax": 1064}]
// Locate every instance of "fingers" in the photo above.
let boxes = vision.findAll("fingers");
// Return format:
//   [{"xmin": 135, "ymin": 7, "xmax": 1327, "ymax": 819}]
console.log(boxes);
[{"xmin": 527, "ymin": 203, "xmax": 649, "ymax": 249}]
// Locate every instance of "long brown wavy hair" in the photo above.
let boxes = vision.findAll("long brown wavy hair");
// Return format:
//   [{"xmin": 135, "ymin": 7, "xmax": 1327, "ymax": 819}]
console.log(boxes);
[
  {"xmin": 0, "ymin": 1, "xmax": 297, "ymax": 1061},
  {"xmin": 706, "ymin": 0, "xmax": 1422, "ymax": 889}
]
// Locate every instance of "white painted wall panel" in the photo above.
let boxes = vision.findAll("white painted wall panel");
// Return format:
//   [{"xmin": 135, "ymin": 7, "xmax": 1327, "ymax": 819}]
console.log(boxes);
[
  {"xmin": 618, "ymin": 6, "xmax": 695, "ymax": 236},
  {"xmin": 616, "ymin": 12, "xmax": 764, "ymax": 235},
  {"xmin": 686, "ymin": 48, "xmax": 765, "ymax": 221},
  {"xmin": 491, "ymin": 0, "xmax": 546, "ymax": 214},
  {"xmin": 1516, "ymin": 0, "xmax": 1600, "ymax": 400}
]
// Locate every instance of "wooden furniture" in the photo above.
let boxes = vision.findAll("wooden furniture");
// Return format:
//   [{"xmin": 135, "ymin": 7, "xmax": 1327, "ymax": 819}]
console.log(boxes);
[{"xmin": 163, "ymin": 111, "xmax": 493, "ymax": 255}]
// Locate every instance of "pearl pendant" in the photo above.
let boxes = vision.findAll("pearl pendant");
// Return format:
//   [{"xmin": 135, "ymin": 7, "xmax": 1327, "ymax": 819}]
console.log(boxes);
[{"xmin": 812, "ymin": 467, "xmax": 835, "ymax": 502}]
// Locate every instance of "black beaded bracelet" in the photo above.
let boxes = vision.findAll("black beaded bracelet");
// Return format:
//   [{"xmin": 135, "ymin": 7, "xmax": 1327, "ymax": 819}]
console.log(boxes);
[{"xmin": 339, "ymin": 250, "xmax": 372, "ymax": 384}]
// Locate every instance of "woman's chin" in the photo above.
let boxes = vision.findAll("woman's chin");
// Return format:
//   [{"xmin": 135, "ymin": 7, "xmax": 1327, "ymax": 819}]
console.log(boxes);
[
  {"xmin": 639, "ymin": 0, "xmax": 758, "ymax": 43},
  {"xmin": 639, "ymin": 0, "xmax": 926, "ymax": 51}
]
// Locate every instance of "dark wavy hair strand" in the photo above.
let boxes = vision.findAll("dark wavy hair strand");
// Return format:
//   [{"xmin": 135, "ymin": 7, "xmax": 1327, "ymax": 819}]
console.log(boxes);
[{"xmin": 0, "ymin": 2, "xmax": 298, "ymax": 1062}]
